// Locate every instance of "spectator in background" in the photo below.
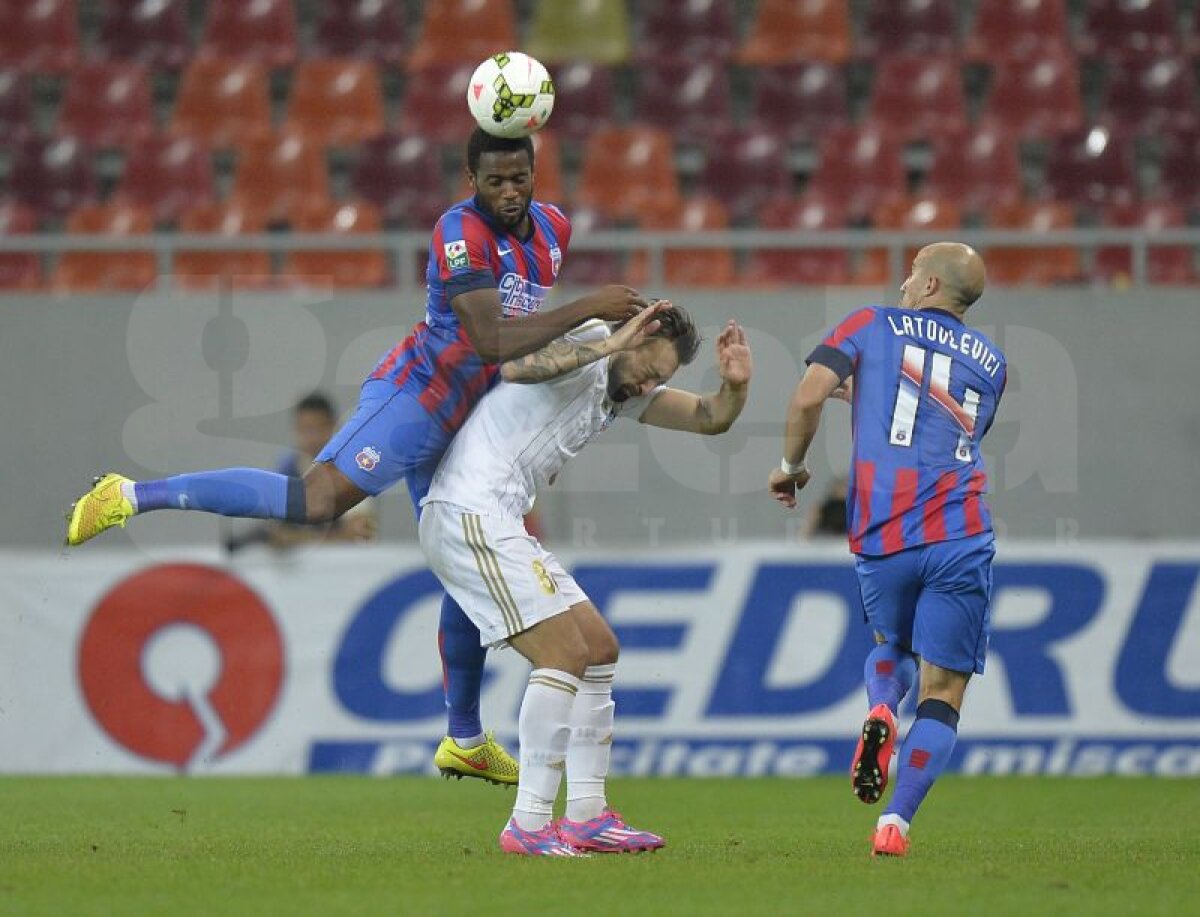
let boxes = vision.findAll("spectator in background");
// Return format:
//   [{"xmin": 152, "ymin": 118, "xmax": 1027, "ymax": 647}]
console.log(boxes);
[{"xmin": 806, "ymin": 476, "xmax": 849, "ymax": 538}]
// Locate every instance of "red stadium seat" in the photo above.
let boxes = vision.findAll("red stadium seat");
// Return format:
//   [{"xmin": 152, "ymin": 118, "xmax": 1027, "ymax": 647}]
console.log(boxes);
[
  {"xmin": 115, "ymin": 135, "xmax": 215, "ymax": 225},
  {"xmin": 629, "ymin": 196, "xmax": 735, "ymax": 287},
  {"xmin": 925, "ymin": 123, "xmax": 1022, "ymax": 215},
  {"xmin": 741, "ymin": 193, "xmax": 851, "ymax": 286},
  {"xmin": 174, "ymin": 201, "xmax": 272, "ymax": 290},
  {"xmin": 1158, "ymin": 130, "xmax": 1200, "ymax": 205},
  {"xmin": 312, "ymin": 0, "xmax": 407, "ymax": 66},
  {"xmin": 9, "ymin": 137, "xmax": 95, "ymax": 220},
  {"xmin": 965, "ymin": 0, "xmax": 1070, "ymax": 65},
  {"xmin": 637, "ymin": 0, "xmax": 737, "ymax": 63},
  {"xmin": 556, "ymin": 205, "xmax": 622, "ymax": 286},
  {"xmin": 231, "ymin": 134, "xmax": 330, "ymax": 223},
  {"xmin": 696, "ymin": 129, "xmax": 792, "ymax": 224},
  {"xmin": 1043, "ymin": 126, "xmax": 1136, "ymax": 209},
  {"xmin": 867, "ymin": 56, "xmax": 967, "ymax": 142},
  {"xmin": 982, "ymin": 52, "xmax": 1083, "ymax": 139},
  {"xmin": 747, "ymin": 63, "xmax": 849, "ymax": 144},
  {"xmin": 857, "ymin": 196, "xmax": 964, "ymax": 286},
  {"xmin": 575, "ymin": 125, "xmax": 680, "ymax": 222},
  {"xmin": 282, "ymin": 200, "xmax": 388, "ymax": 290},
  {"xmin": 198, "ymin": 0, "xmax": 298, "ymax": 68},
  {"xmin": 1096, "ymin": 200, "xmax": 1197, "ymax": 285},
  {"xmin": 860, "ymin": 0, "xmax": 960, "ymax": 57},
  {"xmin": 54, "ymin": 203, "xmax": 157, "ymax": 293},
  {"xmin": 1102, "ymin": 55, "xmax": 1198, "ymax": 136},
  {"xmin": 94, "ymin": 0, "xmax": 191, "ymax": 70},
  {"xmin": 807, "ymin": 123, "xmax": 906, "ymax": 221},
  {"xmin": 987, "ymin": 200, "xmax": 1082, "ymax": 285},
  {"xmin": 549, "ymin": 63, "xmax": 617, "ymax": 144},
  {"xmin": 0, "ymin": 70, "xmax": 33, "ymax": 144},
  {"xmin": 398, "ymin": 63, "xmax": 480, "ymax": 145},
  {"xmin": 285, "ymin": 59, "xmax": 385, "ymax": 147},
  {"xmin": 0, "ymin": 0, "xmax": 79, "ymax": 73},
  {"xmin": 1077, "ymin": 0, "xmax": 1181, "ymax": 61},
  {"xmin": 0, "ymin": 201, "xmax": 44, "ymax": 289},
  {"xmin": 739, "ymin": 0, "xmax": 851, "ymax": 65},
  {"xmin": 633, "ymin": 61, "xmax": 732, "ymax": 145},
  {"xmin": 171, "ymin": 59, "xmax": 272, "ymax": 149},
  {"xmin": 59, "ymin": 63, "xmax": 155, "ymax": 148},
  {"xmin": 350, "ymin": 132, "xmax": 447, "ymax": 229},
  {"xmin": 409, "ymin": 0, "xmax": 517, "ymax": 69}
]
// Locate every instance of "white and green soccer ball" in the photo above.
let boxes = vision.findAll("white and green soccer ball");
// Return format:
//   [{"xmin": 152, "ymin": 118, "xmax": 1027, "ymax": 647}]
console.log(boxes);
[{"xmin": 466, "ymin": 51, "xmax": 555, "ymax": 139}]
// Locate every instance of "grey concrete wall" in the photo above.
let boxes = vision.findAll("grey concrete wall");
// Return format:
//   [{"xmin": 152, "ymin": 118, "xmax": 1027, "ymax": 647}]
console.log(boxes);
[{"xmin": 3, "ymin": 286, "xmax": 1196, "ymax": 548}]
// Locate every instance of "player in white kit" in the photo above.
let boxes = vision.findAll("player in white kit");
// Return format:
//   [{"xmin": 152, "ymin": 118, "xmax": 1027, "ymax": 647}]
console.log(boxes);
[{"xmin": 419, "ymin": 303, "xmax": 753, "ymax": 856}]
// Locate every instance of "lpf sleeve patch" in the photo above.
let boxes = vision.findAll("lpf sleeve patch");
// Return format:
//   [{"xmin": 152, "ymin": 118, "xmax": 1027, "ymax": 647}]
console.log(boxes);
[{"xmin": 444, "ymin": 239, "xmax": 470, "ymax": 270}]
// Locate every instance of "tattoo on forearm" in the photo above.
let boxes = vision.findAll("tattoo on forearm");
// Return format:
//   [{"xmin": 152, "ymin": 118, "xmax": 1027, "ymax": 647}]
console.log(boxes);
[{"xmin": 505, "ymin": 340, "xmax": 609, "ymax": 382}]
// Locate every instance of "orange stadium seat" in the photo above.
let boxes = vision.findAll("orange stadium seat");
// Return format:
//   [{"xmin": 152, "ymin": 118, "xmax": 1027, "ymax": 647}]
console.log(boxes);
[
  {"xmin": 526, "ymin": 0, "xmax": 631, "ymax": 66},
  {"xmin": 986, "ymin": 200, "xmax": 1081, "ymax": 286},
  {"xmin": 285, "ymin": 59, "xmax": 385, "ymax": 147},
  {"xmin": 54, "ymin": 203, "xmax": 157, "ymax": 293},
  {"xmin": 867, "ymin": 56, "xmax": 967, "ymax": 142},
  {"xmin": 741, "ymin": 193, "xmax": 851, "ymax": 286},
  {"xmin": 1043, "ymin": 126, "xmax": 1136, "ymax": 210},
  {"xmin": 575, "ymin": 125, "xmax": 680, "ymax": 222},
  {"xmin": 925, "ymin": 123, "xmax": 1023, "ymax": 215},
  {"xmin": 634, "ymin": 61, "xmax": 733, "ymax": 145},
  {"xmin": 398, "ymin": 63, "xmax": 480, "ymax": 145},
  {"xmin": 0, "ymin": 201, "xmax": 44, "ymax": 289},
  {"xmin": 94, "ymin": 0, "xmax": 191, "ymax": 70},
  {"xmin": 1102, "ymin": 55, "xmax": 1198, "ymax": 136},
  {"xmin": 637, "ymin": 0, "xmax": 736, "ymax": 63},
  {"xmin": 738, "ymin": 0, "xmax": 851, "ymax": 65},
  {"xmin": 1077, "ymin": 0, "xmax": 1182, "ymax": 61},
  {"xmin": 696, "ymin": 128, "xmax": 792, "ymax": 224},
  {"xmin": 549, "ymin": 63, "xmax": 617, "ymax": 143},
  {"xmin": 59, "ymin": 62, "xmax": 155, "ymax": 148},
  {"xmin": 965, "ymin": 0, "xmax": 1071, "ymax": 66},
  {"xmin": 629, "ymin": 196, "xmax": 735, "ymax": 287},
  {"xmin": 171, "ymin": 59, "xmax": 272, "ymax": 148},
  {"xmin": 115, "ymin": 135, "xmax": 215, "ymax": 225},
  {"xmin": 982, "ymin": 52, "xmax": 1083, "ymax": 139},
  {"xmin": 860, "ymin": 0, "xmax": 960, "ymax": 57},
  {"xmin": 1158, "ymin": 129, "xmax": 1200, "ymax": 205},
  {"xmin": 748, "ymin": 63, "xmax": 849, "ymax": 143},
  {"xmin": 198, "ymin": 0, "xmax": 298, "ymax": 68},
  {"xmin": 312, "ymin": 0, "xmax": 408, "ymax": 66},
  {"xmin": 409, "ymin": 0, "xmax": 517, "ymax": 69},
  {"xmin": 0, "ymin": 70, "xmax": 33, "ymax": 143},
  {"xmin": 807, "ymin": 123, "xmax": 906, "ymax": 221},
  {"xmin": 231, "ymin": 134, "xmax": 330, "ymax": 223},
  {"xmin": 9, "ymin": 137, "xmax": 95, "ymax": 220},
  {"xmin": 282, "ymin": 200, "xmax": 388, "ymax": 290},
  {"xmin": 856, "ymin": 196, "xmax": 964, "ymax": 286},
  {"xmin": 350, "ymin": 132, "xmax": 447, "ymax": 228},
  {"xmin": 0, "ymin": 0, "xmax": 79, "ymax": 73},
  {"xmin": 1096, "ymin": 200, "xmax": 1197, "ymax": 285},
  {"xmin": 174, "ymin": 201, "xmax": 272, "ymax": 290}
]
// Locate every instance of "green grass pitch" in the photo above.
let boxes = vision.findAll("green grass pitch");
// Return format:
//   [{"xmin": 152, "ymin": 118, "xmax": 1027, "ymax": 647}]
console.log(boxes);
[{"xmin": 1, "ymin": 777, "xmax": 1197, "ymax": 916}]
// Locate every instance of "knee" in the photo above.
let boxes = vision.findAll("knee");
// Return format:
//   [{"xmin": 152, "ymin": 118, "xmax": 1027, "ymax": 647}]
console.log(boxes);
[
  {"xmin": 302, "ymin": 476, "xmax": 342, "ymax": 524},
  {"xmin": 588, "ymin": 630, "xmax": 620, "ymax": 667},
  {"xmin": 555, "ymin": 636, "xmax": 590, "ymax": 679}
]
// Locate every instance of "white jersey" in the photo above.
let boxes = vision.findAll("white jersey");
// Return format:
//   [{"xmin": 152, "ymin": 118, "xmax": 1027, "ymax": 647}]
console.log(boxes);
[{"xmin": 422, "ymin": 322, "xmax": 663, "ymax": 519}]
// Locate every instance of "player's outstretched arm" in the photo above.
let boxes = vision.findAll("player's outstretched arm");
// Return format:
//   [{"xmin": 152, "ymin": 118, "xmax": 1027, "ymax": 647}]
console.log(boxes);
[
  {"xmin": 638, "ymin": 320, "xmax": 752, "ymax": 434},
  {"xmin": 767, "ymin": 363, "xmax": 843, "ymax": 509},
  {"xmin": 452, "ymin": 284, "xmax": 647, "ymax": 364}
]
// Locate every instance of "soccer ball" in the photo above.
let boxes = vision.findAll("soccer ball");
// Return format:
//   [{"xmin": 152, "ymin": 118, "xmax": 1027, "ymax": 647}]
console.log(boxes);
[{"xmin": 466, "ymin": 52, "xmax": 555, "ymax": 139}]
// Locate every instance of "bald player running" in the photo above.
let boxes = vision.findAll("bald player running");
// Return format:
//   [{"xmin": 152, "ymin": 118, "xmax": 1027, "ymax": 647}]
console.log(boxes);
[{"xmin": 767, "ymin": 243, "xmax": 1006, "ymax": 857}]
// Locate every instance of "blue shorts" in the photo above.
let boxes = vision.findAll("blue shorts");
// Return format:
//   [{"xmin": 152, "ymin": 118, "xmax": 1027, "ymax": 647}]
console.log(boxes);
[
  {"xmin": 855, "ymin": 532, "xmax": 995, "ymax": 675},
  {"xmin": 315, "ymin": 379, "xmax": 451, "ymax": 510}
]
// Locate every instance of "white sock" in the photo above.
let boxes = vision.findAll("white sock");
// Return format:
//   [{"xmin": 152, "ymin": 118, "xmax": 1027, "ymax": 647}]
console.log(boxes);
[
  {"xmin": 452, "ymin": 733, "xmax": 485, "ymax": 750},
  {"xmin": 878, "ymin": 813, "xmax": 910, "ymax": 836},
  {"xmin": 565, "ymin": 663, "xmax": 616, "ymax": 823},
  {"xmin": 120, "ymin": 481, "xmax": 139, "ymax": 513},
  {"xmin": 512, "ymin": 668, "xmax": 580, "ymax": 832}
]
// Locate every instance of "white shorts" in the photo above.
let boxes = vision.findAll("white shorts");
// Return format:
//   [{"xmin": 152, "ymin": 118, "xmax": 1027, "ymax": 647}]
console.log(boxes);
[{"xmin": 419, "ymin": 502, "xmax": 588, "ymax": 648}]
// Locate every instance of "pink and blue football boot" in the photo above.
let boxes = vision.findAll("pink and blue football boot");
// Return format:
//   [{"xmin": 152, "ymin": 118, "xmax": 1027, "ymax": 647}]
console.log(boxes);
[{"xmin": 556, "ymin": 809, "xmax": 665, "ymax": 854}]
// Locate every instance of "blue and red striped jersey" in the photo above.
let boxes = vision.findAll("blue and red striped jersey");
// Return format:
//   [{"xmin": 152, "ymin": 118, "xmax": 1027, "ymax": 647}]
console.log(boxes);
[
  {"xmin": 808, "ymin": 306, "xmax": 1007, "ymax": 556},
  {"xmin": 370, "ymin": 197, "xmax": 571, "ymax": 433}
]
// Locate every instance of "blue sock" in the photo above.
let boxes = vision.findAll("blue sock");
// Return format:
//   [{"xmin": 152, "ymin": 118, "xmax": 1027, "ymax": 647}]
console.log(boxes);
[
  {"xmin": 864, "ymin": 643, "xmax": 917, "ymax": 715},
  {"xmin": 885, "ymin": 699, "xmax": 960, "ymax": 824},
  {"xmin": 439, "ymin": 594, "xmax": 486, "ymax": 739},
  {"xmin": 134, "ymin": 469, "xmax": 307, "ymax": 521}
]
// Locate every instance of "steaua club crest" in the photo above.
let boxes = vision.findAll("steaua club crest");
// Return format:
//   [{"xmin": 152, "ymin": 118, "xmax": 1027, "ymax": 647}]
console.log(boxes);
[{"xmin": 356, "ymin": 446, "xmax": 381, "ymax": 471}]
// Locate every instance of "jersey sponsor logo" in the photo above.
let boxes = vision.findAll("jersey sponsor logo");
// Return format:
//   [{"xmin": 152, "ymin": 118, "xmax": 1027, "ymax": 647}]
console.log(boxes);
[
  {"xmin": 444, "ymin": 240, "xmax": 469, "ymax": 270},
  {"xmin": 498, "ymin": 273, "xmax": 552, "ymax": 316},
  {"xmin": 356, "ymin": 446, "xmax": 381, "ymax": 471}
]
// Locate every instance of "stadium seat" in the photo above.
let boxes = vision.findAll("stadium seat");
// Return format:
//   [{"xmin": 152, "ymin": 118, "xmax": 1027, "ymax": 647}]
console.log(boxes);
[
  {"xmin": 398, "ymin": 63, "xmax": 481, "ymax": 145},
  {"xmin": 575, "ymin": 125, "xmax": 680, "ymax": 222},
  {"xmin": 9, "ymin": 137, "xmax": 95, "ymax": 220},
  {"xmin": 738, "ymin": 0, "xmax": 851, "ymax": 64},
  {"xmin": 860, "ymin": 0, "xmax": 959, "ymax": 57},
  {"xmin": 696, "ymin": 128, "xmax": 792, "ymax": 224},
  {"xmin": 857, "ymin": 196, "xmax": 964, "ymax": 286},
  {"xmin": 636, "ymin": 0, "xmax": 737, "ymax": 63},
  {"xmin": 549, "ymin": 63, "xmax": 617, "ymax": 144},
  {"xmin": 94, "ymin": 0, "xmax": 191, "ymax": 70},
  {"xmin": 409, "ymin": 0, "xmax": 517, "ymax": 69},
  {"xmin": 350, "ymin": 132, "xmax": 447, "ymax": 228},
  {"xmin": 115, "ymin": 135, "xmax": 215, "ymax": 225},
  {"xmin": 173, "ymin": 201, "xmax": 272, "ymax": 290},
  {"xmin": 0, "ymin": 201, "xmax": 44, "ymax": 289},
  {"xmin": 1077, "ymin": 0, "xmax": 1181, "ymax": 61},
  {"xmin": 285, "ymin": 59, "xmax": 385, "ymax": 147},
  {"xmin": 0, "ymin": 70, "xmax": 33, "ymax": 144},
  {"xmin": 312, "ymin": 0, "xmax": 407, "ymax": 66},
  {"xmin": 807, "ymin": 124, "xmax": 906, "ymax": 221},
  {"xmin": 867, "ymin": 56, "xmax": 967, "ymax": 142},
  {"xmin": 1102, "ymin": 55, "xmax": 1198, "ymax": 136},
  {"xmin": 633, "ymin": 61, "xmax": 732, "ymax": 145},
  {"xmin": 982, "ymin": 52, "xmax": 1083, "ymax": 139},
  {"xmin": 555, "ymin": 205, "xmax": 622, "ymax": 286},
  {"xmin": 1043, "ymin": 126, "xmax": 1136, "ymax": 209},
  {"xmin": 986, "ymin": 200, "xmax": 1081, "ymax": 285},
  {"xmin": 1096, "ymin": 200, "xmax": 1197, "ymax": 285},
  {"xmin": 54, "ymin": 203, "xmax": 157, "ymax": 293},
  {"xmin": 198, "ymin": 0, "xmax": 298, "ymax": 68},
  {"xmin": 1158, "ymin": 130, "xmax": 1200, "ymax": 205},
  {"xmin": 171, "ymin": 59, "xmax": 272, "ymax": 148},
  {"xmin": 925, "ymin": 123, "xmax": 1022, "ymax": 214},
  {"xmin": 0, "ymin": 0, "xmax": 79, "ymax": 73},
  {"xmin": 964, "ymin": 0, "xmax": 1071, "ymax": 65},
  {"xmin": 628, "ymin": 196, "xmax": 735, "ymax": 287},
  {"xmin": 741, "ymin": 193, "xmax": 851, "ymax": 286},
  {"xmin": 231, "ymin": 134, "xmax": 330, "ymax": 224},
  {"xmin": 282, "ymin": 200, "xmax": 388, "ymax": 289},
  {"xmin": 58, "ymin": 63, "xmax": 155, "ymax": 148},
  {"xmin": 526, "ymin": 0, "xmax": 631, "ymax": 65},
  {"xmin": 747, "ymin": 63, "xmax": 849, "ymax": 144}
]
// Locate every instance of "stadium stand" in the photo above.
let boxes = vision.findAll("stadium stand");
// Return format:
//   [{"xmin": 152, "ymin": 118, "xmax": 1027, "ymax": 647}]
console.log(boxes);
[
  {"xmin": 981, "ymin": 51, "xmax": 1084, "ymax": 139},
  {"xmin": 1158, "ymin": 129, "xmax": 1200, "ymax": 205},
  {"xmin": 398, "ymin": 63, "xmax": 480, "ymax": 145},
  {"xmin": 230, "ymin": 134, "xmax": 330, "ymax": 224},
  {"xmin": 93, "ymin": 0, "xmax": 192, "ymax": 70},
  {"xmin": 409, "ymin": 0, "xmax": 517, "ymax": 69},
  {"xmin": 284, "ymin": 59, "xmax": 385, "ymax": 147},
  {"xmin": 925, "ymin": 124, "xmax": 1023, "ymax": 215},
  {"xmin": 197, "ymin": 0, "xmax": 298, "ymax": 68},
  {"xmin": 0, "ymin": 70, "xmax": 33, "ymax": 144},
  {"xmin": 859, "ymin": 0, "xmax": 960, "ymax": 57},
  {"xmin": 807, "ymin": 124, "xmax": 906, "ymax": 221},
  {"xmin": 633, "ymin": 61, "xmax": 732, "ymax": 145},
  {"xmin": 282, "ymin": 199, "xmax": 388, "ymax": 289},
  {"xmin": 59, "ymin": 62, "xmax": 155, "ymax": 148},
  {"xmin": 170, "ymin": 59, "xmax": 272, "ymax": 148},
  {"xmin": 555, "ymin": 204, "xmax": 621, "ymax": 286},
  {"xmin": 636, "ymin": 0, "xmax": 737, "ymax": 63},
  {"xmin": 857, "ymin": 195, "xmax": 965, "ymax": 286},
  {"xmin": 1102, "ymin": 55, "xmax": 1198, "ymax": 135},
  {"xmin": 548, "ymin": 63, "xmax": 617, "ymax": 144},
  {"xmin": 738, "ymin": 0, "xmax": 851, "ymax": 64},
  {"xmin": 867, "ymin": 55, "xmax": 967, "ymax": 142},
  {"xmin": 349, "ymin": 132, "xmax": 446, "ymax": 229},
  {"xmin": 311, "ymin": 0, "xmax": 408, "ymax": 66},
  {"xmin": 173, "ymin": 200, "xmax": 272, "ymax": 290},
  {"xmin": 115, "ymin": 135, "xmax": 215, "ymax": 225},
  {"xmin": 741, "ymin": 193, "xmax": 852, "ymax": 286},
  {"xmin": 54, "ymin": 202, "xmax": 156, "ymax": 292},
  {"xmin": 0, "ymin": 201, "xmax": 43, "ymax": 289},
  {"xmin": 526, "ymin": 0, "xmax": 631, "ymax": 65},
  {"xmin": 1096, "ymin": 200, "xmax": 1197, "ymax": 285},
  {"xmin": 629, "ymin": 195, "xmax": 735, "ymax": 287},
  {"xmin": 1076, "ymin": 0, "xmax": 1182, "ymax": 61},
  {"xmin": 748, "ymin": 63, "xmax": 850, "ymax": 143},
  {"xmin": 575, "ymin": 125, "xmax": 680, "ymax": 221},
  {"xmin": 697, "ymin": 128, "xmax": 793, "ymax": 225},
  {"xmin": 1043, "ymin": 126, "xmax": 1137, "ymax": 210},
  {"xmin": 10, "ymin": 137, "xmax": 95, "ymax": 221},
  {"xmin": 0, "ymin": 0, "xmax": 79, "ymax": 73},
  {"xmin": 986, "ymin": 200, "xmax": 1082, "ymax": 285},
  {"xmin": 964, "ymin": 0, "xmax": 1072, "ymax": 65}
]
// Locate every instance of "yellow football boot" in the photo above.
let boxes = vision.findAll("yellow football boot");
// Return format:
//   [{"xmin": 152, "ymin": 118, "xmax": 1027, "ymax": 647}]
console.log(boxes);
[
  {"xmin": 434, "ymin": 732, "xmax": 519, "ymax": 786},
  {"xmin": 66, "ymin": 473, "xmax": 135, "ymax": 546}
]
